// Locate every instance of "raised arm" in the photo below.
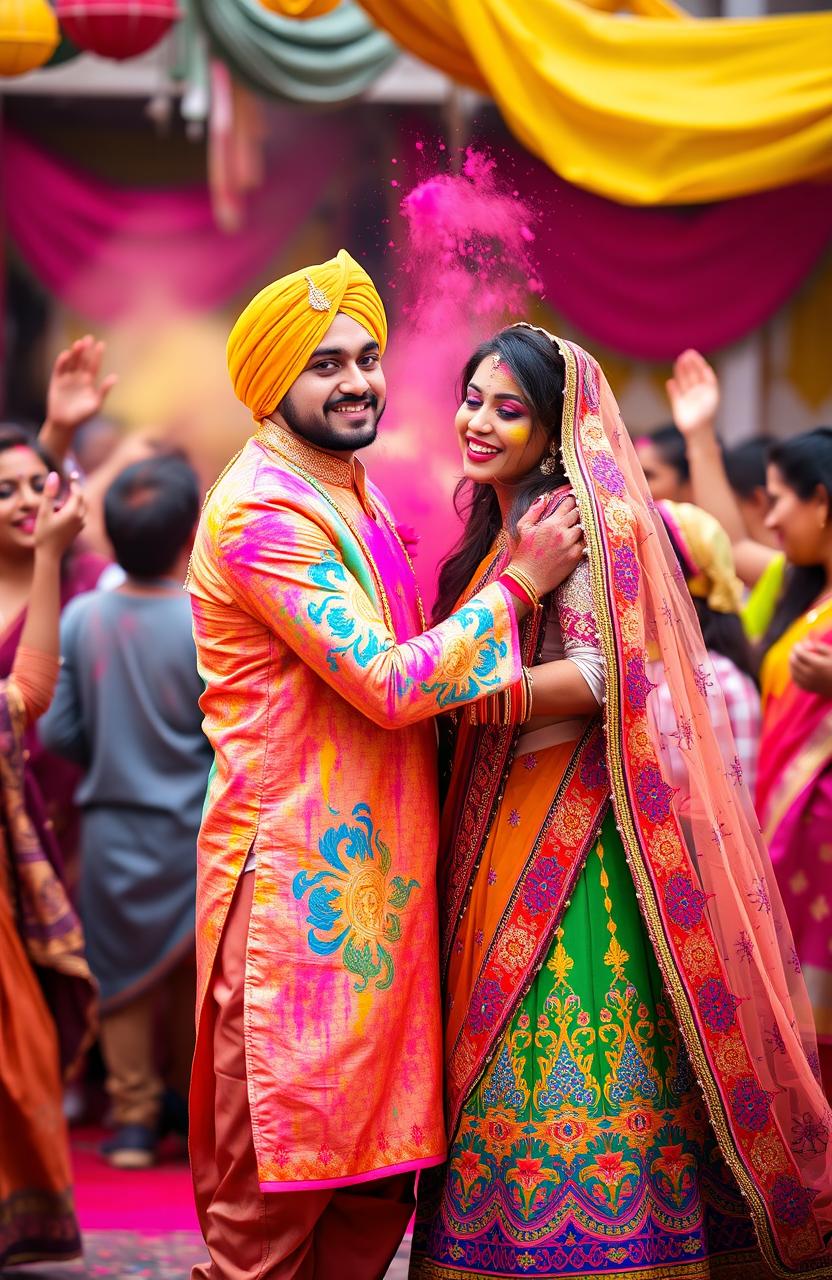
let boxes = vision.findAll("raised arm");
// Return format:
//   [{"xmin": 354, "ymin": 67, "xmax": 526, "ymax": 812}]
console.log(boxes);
[
  {"xmin": 39, "ymin": 336, "xmax": 118, "ymax": 469},
  {"xmin": 217, "ymin": 494, "xmax": 582, "ymax": 731},
  {"xmin": 12, "ymin": 473, "xmax": 86, "ymax": 725},
  {"xmin": 666, "ymin": 349, "xmax": 775, "ymax": 587}
]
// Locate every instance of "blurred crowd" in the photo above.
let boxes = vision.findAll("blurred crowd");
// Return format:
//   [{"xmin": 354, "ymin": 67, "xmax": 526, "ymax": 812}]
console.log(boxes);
[{"xmin": 0, "ymin": 332, "xmax": 830, "ymax": 1267}]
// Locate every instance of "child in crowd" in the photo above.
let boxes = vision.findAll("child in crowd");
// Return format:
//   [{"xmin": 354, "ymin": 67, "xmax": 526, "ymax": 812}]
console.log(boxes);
[{"xmin": 40, "ymin": 455, "xmax": 212, "ymax": 1168}]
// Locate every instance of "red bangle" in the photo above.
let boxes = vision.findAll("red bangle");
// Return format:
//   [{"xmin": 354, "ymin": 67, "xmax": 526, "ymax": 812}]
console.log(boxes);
[{"xmin": 498, "ymin": 572, "xmax": 536, "ymax": 612}]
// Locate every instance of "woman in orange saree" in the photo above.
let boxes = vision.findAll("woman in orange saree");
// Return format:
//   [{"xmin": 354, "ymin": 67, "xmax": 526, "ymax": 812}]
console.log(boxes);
[
  {"xmin": 755, "ymin": 429, "xmax": 832, "ymax": 1098},
  {"xmin": 0, "ymin": 474, "xmax": 96, "ymax": 1270},
  {"xmin": 410, "ymin": 328, "xmax": 832, "ymax": 1279}
]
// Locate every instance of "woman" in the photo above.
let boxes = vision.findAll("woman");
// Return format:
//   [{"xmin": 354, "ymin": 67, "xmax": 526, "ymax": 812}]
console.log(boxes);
[
  {"xmin": 0, "ymin": 428, "xmax": 107, "ymax": 889},
  {"xmin": 633, "ymin": 423, "xmax": 691, "ymax": 503},
  {"xmin": 0, "ymin": 471, "xmax": 96, "ymax": 1269},
  {"xmin": 657, "ymin": 500, "xmax": 761, "ymax": 793},
  {"xmin": 755, "ymin": 429, "xmax": 832, "ymax": 1097},
  {"xmin": 410, "ymin": 327, "xmax": 832, "ymax": 1279}
]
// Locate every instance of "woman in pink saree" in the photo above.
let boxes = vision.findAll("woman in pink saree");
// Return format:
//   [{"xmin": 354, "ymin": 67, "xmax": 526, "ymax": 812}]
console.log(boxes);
[
  {"xmin": 411, "ymin": 328, "xmax": 832, "ymax": 1278},
  {"xmin": 755, "ymin": 429, "xmax": 832, "ymax": 1098}
]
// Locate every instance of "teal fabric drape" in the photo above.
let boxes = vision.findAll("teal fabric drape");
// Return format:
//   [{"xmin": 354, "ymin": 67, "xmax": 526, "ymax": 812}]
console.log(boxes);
[{"xmin": 190, "ymin": 0, "xmax": 397, "ymax": 102}]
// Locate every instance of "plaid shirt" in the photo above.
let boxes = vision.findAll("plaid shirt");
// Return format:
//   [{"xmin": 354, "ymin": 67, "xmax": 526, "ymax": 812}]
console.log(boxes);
[
  {"xmin": 654, "ymin": 650, "xmax": 761, "ymax": 800},
  {"xmin": 707, "ymin": 651, "xmax": 761, "ymax": 797}
]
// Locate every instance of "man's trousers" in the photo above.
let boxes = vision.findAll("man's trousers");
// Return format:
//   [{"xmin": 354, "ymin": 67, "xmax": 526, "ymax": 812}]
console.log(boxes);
[{"xmin": 190, "ymin": 872, "xmax": 415, "ymax": 1280}]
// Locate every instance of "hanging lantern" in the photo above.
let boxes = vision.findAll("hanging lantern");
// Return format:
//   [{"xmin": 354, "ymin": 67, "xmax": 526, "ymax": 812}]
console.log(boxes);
[
  {"xmin": 55, "ymin": 0, "xmax": 178, "ymax": 60},
  {"xmin": 0, "ymin": 0, "xmax": 58, "ymax": 76}
]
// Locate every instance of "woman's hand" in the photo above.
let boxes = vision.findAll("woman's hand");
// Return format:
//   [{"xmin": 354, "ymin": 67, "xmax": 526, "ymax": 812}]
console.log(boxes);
[
  {"xmin": 790, "ymin": 637, "xmax": 832, "ymax": 698},
  {"xmin": 41, "ymin": 336, "xmax": 118, "ymax": 463},
  {"xmin": 666, "ymin": 349, "xmax": 720, "ymax": 440},
  {"xmin": 509, "ymin": 493, "xmax": 584, "ymax": 599},
  {"xmin": 34, "ymin": 473, "xmax": 87, "ymax": 561}
]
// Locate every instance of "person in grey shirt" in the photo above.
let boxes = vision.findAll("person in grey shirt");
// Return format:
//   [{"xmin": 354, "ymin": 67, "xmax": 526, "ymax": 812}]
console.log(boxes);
[{"xmin": 40, "ymin": 454, "xmax": 212, "ymax": 1169}]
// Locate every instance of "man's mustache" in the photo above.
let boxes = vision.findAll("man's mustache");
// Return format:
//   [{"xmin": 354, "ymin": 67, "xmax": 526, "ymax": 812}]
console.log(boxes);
[{"xmin": 325, "ymin": 393, "xmax": 379, "ymax": 412}]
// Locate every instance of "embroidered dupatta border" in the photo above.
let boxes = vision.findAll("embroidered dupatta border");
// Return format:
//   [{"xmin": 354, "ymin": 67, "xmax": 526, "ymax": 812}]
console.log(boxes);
[
  {"xmin": 445, "ymin": 722, "xmax": 609, "ymax": 1134},
  {"xmin": 558, "ymin": 338, "xmax": 830, "ymax": 1278}
]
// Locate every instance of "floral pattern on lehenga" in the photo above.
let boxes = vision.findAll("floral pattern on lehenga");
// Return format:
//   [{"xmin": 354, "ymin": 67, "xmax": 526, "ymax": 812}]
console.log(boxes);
[{"xmin": 412, "ymin": 820, "xmax": 764, "ymax": 1278}]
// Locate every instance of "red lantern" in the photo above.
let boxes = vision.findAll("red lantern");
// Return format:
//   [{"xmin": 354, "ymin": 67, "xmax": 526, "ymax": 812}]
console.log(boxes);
[{"xmin": 55, "ymin": 0, "xmax": 178, "ymax": 59}]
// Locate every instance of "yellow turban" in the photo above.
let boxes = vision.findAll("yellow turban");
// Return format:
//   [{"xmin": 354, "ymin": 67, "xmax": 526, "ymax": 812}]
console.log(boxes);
[
  {"xmin": 227, "ymin": 249, "xmax": 388, "ymax": 420},
  {"xmin": 659, "ymin": 500, "xmax": 744, "ymax": 615}
]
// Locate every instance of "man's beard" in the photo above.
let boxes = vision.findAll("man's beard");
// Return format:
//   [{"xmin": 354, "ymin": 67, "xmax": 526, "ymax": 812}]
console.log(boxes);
[{"xmin": 277, "ymin": 391, "xmax": 384, "ymax": 453}]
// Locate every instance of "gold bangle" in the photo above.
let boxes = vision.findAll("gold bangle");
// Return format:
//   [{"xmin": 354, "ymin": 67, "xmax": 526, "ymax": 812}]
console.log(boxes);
[
  {"xmin": 522, "ymin": 667, "xmax": 534, "ymax": 724},
  {"xmin": 502, "ymin": 566, "xmax": 542, "ymax": 612}
]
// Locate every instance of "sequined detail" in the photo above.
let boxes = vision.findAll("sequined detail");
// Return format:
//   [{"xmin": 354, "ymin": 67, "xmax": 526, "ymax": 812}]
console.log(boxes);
[{"xmin": 305, "ymin": 273, "xmax": 332, "ymax": 312}]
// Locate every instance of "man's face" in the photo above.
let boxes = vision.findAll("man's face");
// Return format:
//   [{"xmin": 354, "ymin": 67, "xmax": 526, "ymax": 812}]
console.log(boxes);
[{"xmin": 274, "ymin": 313, "xmax": 386, "ymax": 456}]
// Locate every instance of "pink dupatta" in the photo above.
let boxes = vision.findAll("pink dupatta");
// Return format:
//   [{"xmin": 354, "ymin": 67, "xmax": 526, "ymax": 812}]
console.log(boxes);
[
  {"xmin": 756, "ymin": 600, "xmax": 832, "ymax": 1040},
  {"xmin": 536, "ymin": 330, "xmax": 832, "ymax": 1275}
]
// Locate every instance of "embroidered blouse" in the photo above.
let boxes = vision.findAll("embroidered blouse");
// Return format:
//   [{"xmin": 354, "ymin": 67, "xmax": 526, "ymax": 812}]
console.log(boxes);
[{"xmin": 517, "ymin": 559, "xmax": 605, "ymax": 756}]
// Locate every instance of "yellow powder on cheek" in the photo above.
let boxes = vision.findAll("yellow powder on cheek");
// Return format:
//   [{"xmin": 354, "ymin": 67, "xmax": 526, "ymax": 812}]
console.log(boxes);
[{"xmin": 502, "ymin": 423, "xmax": 532, "ymax": 446}]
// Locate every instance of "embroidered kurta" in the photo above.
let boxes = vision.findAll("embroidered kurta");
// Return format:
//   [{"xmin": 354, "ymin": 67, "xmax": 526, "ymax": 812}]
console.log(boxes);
[{"xmin": 188, "ymin": 425, "xmax": 522, "ymax": 1191}]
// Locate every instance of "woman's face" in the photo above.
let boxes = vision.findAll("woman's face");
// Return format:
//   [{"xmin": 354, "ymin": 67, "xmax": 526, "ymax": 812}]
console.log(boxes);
[
  {"xmin": 634, "ymin": 439, "xmax": 690, "ymax": 503},
  {"xmin": 455, "ymin": 355, "xmax": 548, "ymax": 487},
  {"xmin": 764, "ymin": 463, "xmax": 830, "ymax": 566},
  {"xmin": 0, "ymin": 446, "xmax": 49, "ymax": 557}
]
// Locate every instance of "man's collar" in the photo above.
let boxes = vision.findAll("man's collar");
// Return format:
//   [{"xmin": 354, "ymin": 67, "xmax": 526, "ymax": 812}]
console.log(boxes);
[{"xmin": 256, "ymin": 417, "xmax": 371, "ymax": 508}]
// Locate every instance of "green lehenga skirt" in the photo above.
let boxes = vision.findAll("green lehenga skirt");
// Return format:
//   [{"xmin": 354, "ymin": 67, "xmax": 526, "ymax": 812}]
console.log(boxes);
[{"xmin": 411, "ymin": 748, "xmax": 769, "ymax": 1280}]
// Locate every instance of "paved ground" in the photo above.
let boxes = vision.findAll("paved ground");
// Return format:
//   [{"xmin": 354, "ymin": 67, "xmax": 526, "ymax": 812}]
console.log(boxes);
[{"xmin": 10, "ymin": 1231, "xmax": 412, "ymax": 1278}]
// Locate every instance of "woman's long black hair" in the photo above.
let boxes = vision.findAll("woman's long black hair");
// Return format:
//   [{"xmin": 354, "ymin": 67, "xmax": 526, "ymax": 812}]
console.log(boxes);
[
  {"xmin": 762, "ymin": 427, "xmax": 832, "ymax": 651},
  {"xmin": 432, "ymin": 327, "xmax": 567, "ymax": 624},
  {"xmin": 0, "ymin": 424, "xmax": 57, "ymax": 473}
]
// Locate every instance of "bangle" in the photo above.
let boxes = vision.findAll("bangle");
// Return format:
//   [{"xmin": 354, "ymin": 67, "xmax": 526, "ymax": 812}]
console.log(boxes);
[
  {"xmin": 522, "ymin": 667, "xmax": 534, "ymax": 724},
  {"xmin": 499, "ymin": 568, "xmax": 541, "ymax": 613}
]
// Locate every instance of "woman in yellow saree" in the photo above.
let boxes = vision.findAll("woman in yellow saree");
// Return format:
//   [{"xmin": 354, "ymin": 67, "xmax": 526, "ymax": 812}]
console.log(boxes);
[{"xmin": 410, "ymin": 327, "xmax": 832, "ymax": 1279}]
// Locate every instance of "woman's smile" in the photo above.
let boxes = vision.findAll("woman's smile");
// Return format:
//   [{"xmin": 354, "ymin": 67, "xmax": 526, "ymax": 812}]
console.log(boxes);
[{"xmin": 456, "ymin": 358, "xmax": 544, "ymax": 485}]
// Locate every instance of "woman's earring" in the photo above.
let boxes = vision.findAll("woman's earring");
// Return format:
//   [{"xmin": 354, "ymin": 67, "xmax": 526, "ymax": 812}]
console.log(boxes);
[{"xmin": 539, "ymin": 442, "xmax": 559, "ymax": 476}]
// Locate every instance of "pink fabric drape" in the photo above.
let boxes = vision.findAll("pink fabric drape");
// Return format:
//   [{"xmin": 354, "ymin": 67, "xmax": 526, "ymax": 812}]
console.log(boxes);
[
  {"xmin": 4, "ymin": 123, "xmax": 832, "ymax": 358},
  {"xmin": 3, "ymin": 124, "xmax": 342, "ymax": 323},
  {"xmin": 513, "ymin": 143, "xmax": 832, "ymax": 360}
]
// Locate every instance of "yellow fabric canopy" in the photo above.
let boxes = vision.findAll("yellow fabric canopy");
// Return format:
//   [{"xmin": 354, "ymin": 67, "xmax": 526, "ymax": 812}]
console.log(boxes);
[{"xmin": 345, "ymin": 0, "xmax": 832, "ymax": 205}]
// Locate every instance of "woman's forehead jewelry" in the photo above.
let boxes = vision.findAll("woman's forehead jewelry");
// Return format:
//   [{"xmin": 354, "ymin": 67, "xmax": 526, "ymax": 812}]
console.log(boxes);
[{"xmin": 490, "ymin": 352, "xmax": 502, "ymax": 372}]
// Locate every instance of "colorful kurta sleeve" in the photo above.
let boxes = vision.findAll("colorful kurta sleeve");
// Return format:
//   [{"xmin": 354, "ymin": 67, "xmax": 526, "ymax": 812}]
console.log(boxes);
[{"xmin": 216, "ymin": 496, "xmax": 522, "ymax": 729}]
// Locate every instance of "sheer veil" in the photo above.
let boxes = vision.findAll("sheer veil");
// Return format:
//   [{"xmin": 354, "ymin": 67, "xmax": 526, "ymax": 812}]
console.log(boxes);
[{"xmin": 516, "ymin": 326, "xmax": 832, "ymax": 1276}]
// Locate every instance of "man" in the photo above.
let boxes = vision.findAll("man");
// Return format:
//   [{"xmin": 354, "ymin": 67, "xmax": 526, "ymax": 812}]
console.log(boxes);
[{"xmin": 187, "ymin": 250, "xmax": 582, "ymax": 1279}]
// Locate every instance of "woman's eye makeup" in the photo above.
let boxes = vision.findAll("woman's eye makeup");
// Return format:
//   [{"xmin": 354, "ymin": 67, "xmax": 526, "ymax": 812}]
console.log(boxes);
[
  {"xmin": 31, "ymin": 476, "xmax": 46, "ymax": 493},
  {"xmin": 496, "ymin": 401, "xmax": 527, "ymax": 420},
  {"xmin": 0, "ymin": 484, "xmax": 14, "ymax": 500},
  {"xmin": 464, "ymin": 393, "xmax": 483, "ymax": 408}
]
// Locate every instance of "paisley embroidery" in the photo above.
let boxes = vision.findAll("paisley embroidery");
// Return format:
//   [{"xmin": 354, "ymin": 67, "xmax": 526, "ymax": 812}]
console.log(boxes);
[
  {"xmin": 419, "ymin": 604, "xmax": 510, "ymax": 707},
  {"xmin": 308, "ymin": 551, "xmax": 393, "ymax": 673},
  {"xmin": 292, "ymin": 803, "xmax": 418, "ymax": 992}
]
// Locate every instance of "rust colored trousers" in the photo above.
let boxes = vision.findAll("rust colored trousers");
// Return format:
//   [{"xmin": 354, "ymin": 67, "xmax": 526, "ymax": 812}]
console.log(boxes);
[{"xmin": 190, "ymin": 872, "xmax": 415, "ymax": 1280}]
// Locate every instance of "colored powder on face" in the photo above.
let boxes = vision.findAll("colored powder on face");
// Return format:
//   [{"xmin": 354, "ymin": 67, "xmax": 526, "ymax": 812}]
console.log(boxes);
[
  {"xmin": 370, "ymin": 143, "xmax": 544, "ymax": 608},
  {"xmin": 501, "ymin": 422, "xmax": 532, "ymax": 446}
]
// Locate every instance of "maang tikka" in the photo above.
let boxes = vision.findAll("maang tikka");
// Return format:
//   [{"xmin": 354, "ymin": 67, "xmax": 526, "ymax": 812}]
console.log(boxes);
[{"xmin": 539, "ymin": 441, "xmax": 560, "ymax": 475}]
